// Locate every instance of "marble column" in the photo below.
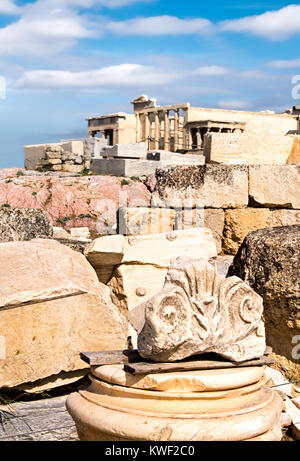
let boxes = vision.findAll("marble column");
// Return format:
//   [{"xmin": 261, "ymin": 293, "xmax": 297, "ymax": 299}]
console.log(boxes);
[
  {"xmin": 135, "ymin": 114, "xmax": 141, "ymax": 142},
  {"xmin": 196, "ymin": 129, "xmax": 202, "ymax": 149},
  {"xmin": 154, "ymin": 112, "xmax": 160, "ymax": 150},
  {"xmin": 144, "ymin": 113, "xmax": 150, "ymax": 143},
  {"xmin": 174, "ymin": 110, "xmax": 179, "ymax": 151},
  {"xmin": 182, "ymin": 109, "xmax": 188, "ymax": 150},
  {"xmin": 164, "ymin": 110, "xmax": 170, "ymax": 151}
]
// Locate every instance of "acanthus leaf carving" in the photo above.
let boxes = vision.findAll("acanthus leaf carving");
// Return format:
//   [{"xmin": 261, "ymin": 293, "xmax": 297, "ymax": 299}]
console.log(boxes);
[{"xmin": 137, "ymin": 257, "xmax": 266, "ymax": 363}]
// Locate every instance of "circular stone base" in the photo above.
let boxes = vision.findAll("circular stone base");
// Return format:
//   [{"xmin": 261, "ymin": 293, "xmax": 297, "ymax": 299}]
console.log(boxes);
[
  {"xmin": 66, "ymin": 366, "xmax": 283, "ymax": 441},
  {"xmin": 91, "ymin": 364, "xmax": 265, "ymax": 392}
]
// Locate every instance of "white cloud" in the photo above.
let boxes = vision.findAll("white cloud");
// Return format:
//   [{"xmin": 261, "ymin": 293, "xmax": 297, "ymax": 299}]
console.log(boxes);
[
  {"xmin": 40, "ymin": 0, "xmax": 150, "ymax": 8},
  {"xmin": 219, "ymin": 4, "xmax": 300, "ymax": 40},
  {"xmin": 269, "ymin": 58, "xmax": 300, "ymax": 68},
  {"xmin": 193, "ymin": 65, "xmax": 230, "ymax": 76},
  {"xmin": 0, "ymin": 5, "xmax": 99, "ymax": 56},
  {"xmin": 0, "ymin": 0, "xmax": 150, "ymax": 57},
  {"xmin": 106, "ymin": 15, "xmax": 213, "ymax": 36},
  {"xmin": 218, "ymin": 99, "xmax": 252, "ymax": 110},
  {"xmin": 0, "ymin": 0, "xmax": 19, "ymax": 15},
  {"xmin": 16, "ymin": 63, "xmax": 178, "ymax": 89},
  {"xmin": 238, "ymin": 70, "xmax": 270, "ymax": 78}
]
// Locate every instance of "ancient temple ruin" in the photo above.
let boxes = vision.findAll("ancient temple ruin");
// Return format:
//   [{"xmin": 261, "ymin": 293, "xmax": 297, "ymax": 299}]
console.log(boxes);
[
  {"xmin": 24, "ymin": 95, "xmax": 300, "ymax": 174},
  {"xmin": 87, "ymin": 94, "xmax": 298, "ymax": 153}
]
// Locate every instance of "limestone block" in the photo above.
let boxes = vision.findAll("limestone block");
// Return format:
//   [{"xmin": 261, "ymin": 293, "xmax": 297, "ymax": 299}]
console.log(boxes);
[
  {"xmin": 175, "ymin": 208, "xmax": 224, "ymax": 254},
  {"xmin": 138, "ymin": 257, "xmax": 266, "ymax": 363},
  {"xmin": 91, "ymin": 157, "xmax": 205, "ymax": 178},
  {"xmin": 204, "ymin": 132, "xmax": 295, "ymax": 165},
  {"xmin": 118, "ymin": 206, "xmax": 175, "ymax": 235},
  {"xmin": 48, "ymin": 159, "xmax": 62, "ymax": 165},
  {"xmin": 249, "ymin": 165, "xmax": 300, "ymax": 209},
  {"xmin": 84, "ymin": 138, "xmax": 107, "ymax": 159},
  {"xmin": 61, "ymin": 164, "xmax": 84, "ymax": 174},
  {"xmin": 70, "ymin": 227, "xmax": 90, "ymax": 239},
  {"xmin": 69, "ymin": 140, "xmax": 84, "ymax": 157},
  {"xmin": 152, "ymin": 165, "xmax": 249, "ymax": 208},
  {"xmin": 52, "ymin": 165, "xmax": 62, "ymax": 171},
  {"xmin": 85, "ymin": 228, "xmax": 217, "ymax": 272},
  {"xmin": 103, "ymin": 143, "xmax": 147, "ymax": 159},
  {"xmin": 223, "ymin": 208, "xmax": 271, "ymax": 255},
  {"xmin": 108, "ymin": 264, "xmax": 167, "ymax": 317},
  {"xmin": 91, "ymin": 158, "xmax": 159, "ymax": 177},
  {"xmin": 0, "ymin": 239, "xmax": 126, "ymax": 387},
  {"xmin": 223, "ymin": 208, "xmax": 300, "ymax": 255},
  {"xmin": 147, "ymin": 151, "xmax": 205, "ymax": 165},
  {"xmin": 286, "ymin": 137, "xmax": 300, "ymax": 164},
  {"xmin": 53, "ymin": 226, "xmax": 70, "ymax": 239},
  {"xmin": 85, "ymin": 234, "xmax": 125, "ymax": 268},
  {"xmin": 24, "ymin": 143, "xmax": 67, "ymax": 170},
  {"xmin": 159, "ymin": 159, "xmax": 206, "ymax": 167},
  {"xmin": 59, "ymin": 139, "xmax": 85, "ymax": 157},
  {"xmin": 228, "ymin": 225, "xmax": 300, "ymax": 378}
]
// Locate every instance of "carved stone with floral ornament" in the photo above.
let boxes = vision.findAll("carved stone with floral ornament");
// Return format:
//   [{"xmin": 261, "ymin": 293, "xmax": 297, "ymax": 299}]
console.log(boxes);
[{"xmin": 137, "ymin": 257, "xmax": 266, "ymax": 363}]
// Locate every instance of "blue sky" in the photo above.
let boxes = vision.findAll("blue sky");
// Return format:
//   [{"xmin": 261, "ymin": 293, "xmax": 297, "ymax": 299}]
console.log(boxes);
[{"xmin": 0, "ymin": 0, "xmax": 300, "ymax": 167}]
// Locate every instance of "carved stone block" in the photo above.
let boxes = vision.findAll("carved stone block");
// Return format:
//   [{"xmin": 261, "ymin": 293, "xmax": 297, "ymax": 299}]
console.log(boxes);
[{"xmin": 138, "ymin": 257, "xmax": 266, "ymax": 363}]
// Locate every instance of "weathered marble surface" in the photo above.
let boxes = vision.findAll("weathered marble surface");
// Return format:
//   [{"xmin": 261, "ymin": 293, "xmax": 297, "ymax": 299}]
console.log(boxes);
[
  {"xmin": 138, "ymin": 257, "xmax": 266, "ymax": 363},
  {"xmin": 228, "ymin": 225, "xmax": 300, "ymax": 379}
]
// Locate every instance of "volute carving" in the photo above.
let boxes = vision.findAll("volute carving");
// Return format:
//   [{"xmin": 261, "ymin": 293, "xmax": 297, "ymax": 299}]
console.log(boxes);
[{"xmin": 137, "ymin": 257, "xmax": 265, "ymax": 362}]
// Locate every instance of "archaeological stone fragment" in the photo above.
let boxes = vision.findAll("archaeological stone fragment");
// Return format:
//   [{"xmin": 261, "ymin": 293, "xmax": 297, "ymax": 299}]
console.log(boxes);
[{"xmin": 138, "ymin": 257, "xmax": 266, "ymax": 363}]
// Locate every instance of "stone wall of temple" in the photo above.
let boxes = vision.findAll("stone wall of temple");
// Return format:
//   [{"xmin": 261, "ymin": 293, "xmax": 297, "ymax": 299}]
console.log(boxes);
[{"xmin": 117, "ymin": 114, "xmax": 137, "ymax": 144}]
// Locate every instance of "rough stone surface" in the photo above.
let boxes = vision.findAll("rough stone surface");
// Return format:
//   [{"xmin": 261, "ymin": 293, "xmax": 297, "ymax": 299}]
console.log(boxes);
[
  {"xmin": 152, "ymin": 165, "xmax": 248, "ymax": 209},
  {"xmin": 228, "ymin": 226, "xmax": 300, "ymax": 379},
  {"xmin": 138, "ymin": 257, "xmax": 265, "ymax": 363},
  {"xmin": 249, "ymin": 165, "xmax": 300, "ymax": 209},
  {"xmin": 223, "ymin": 208, "xmax": 300, "ymax": 255},
  {"xmin": 0, "ymin": 175, "xmax": 150, "ymax": 232},
  {"xmin": 0, "ymin": 396, "xmax": 78, "ymax": 441},
  {"xmin": 0, "ymin": 239, "xmax": 127, "ymax": 387},
  {"xmin": 0, "ymin": 207, "xmax": 53, "ymax": 242}
]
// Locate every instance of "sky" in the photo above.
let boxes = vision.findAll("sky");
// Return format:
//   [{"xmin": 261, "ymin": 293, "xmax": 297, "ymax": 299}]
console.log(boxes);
[{"xmin": 0, "ymin": 0, "xmax": 300, "ymax": 167}]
